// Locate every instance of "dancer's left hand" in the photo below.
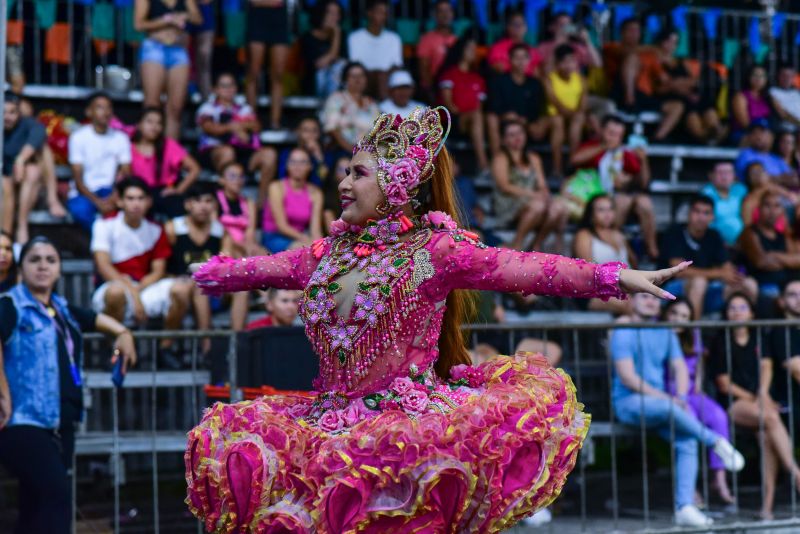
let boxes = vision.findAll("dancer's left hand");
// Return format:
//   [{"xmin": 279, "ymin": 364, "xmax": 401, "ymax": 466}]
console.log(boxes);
[{"xmin": 619, "ymin": 261, "xmax": 692, "ymax": 300}]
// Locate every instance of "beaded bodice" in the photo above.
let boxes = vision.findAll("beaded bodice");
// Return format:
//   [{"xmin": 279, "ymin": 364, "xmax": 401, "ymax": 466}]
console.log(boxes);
[{"xmin": 193, "ymin": 211, "xmax": 627, "ymax": 396}]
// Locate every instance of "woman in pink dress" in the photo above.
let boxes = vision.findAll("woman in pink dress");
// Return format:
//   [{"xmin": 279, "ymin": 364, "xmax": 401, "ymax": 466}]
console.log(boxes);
[{"xmin": 186, "ymin": 107, "xmax": 689, "ymax": 533}]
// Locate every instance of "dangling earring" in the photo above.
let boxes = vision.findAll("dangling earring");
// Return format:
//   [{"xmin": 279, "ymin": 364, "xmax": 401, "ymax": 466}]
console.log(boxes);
[{"xmin": 376, "ymin": 200, "xmax": 391, "ymax": 215}]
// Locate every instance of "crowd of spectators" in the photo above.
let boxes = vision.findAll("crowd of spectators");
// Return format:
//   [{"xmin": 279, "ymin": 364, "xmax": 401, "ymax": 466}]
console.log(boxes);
[{"xmin": 3, "ymin": 1, "xmax": 800, "ymax": 332}]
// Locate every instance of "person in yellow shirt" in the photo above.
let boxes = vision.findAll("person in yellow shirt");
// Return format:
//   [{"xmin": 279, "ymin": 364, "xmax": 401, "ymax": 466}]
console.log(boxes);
[{"xmin": 544, "ymin": 44, "xmax": 588, "ymax": 178}]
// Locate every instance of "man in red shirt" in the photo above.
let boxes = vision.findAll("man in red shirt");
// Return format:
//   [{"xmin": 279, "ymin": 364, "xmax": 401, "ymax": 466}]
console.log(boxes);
[
  {"xmin": 246, "ymin": 288, "xmax": 302, "ymax": 330},
  {"xmin": 416, "ymin": 0, "xmax": 457, "ymax": 100},
  {"xmin": 91, "ymin": 177, "xmax": 188, "ymax": 367},
  {"xmin": 571, "ymin": 115, "xmax": 657, "ymax": 258}
]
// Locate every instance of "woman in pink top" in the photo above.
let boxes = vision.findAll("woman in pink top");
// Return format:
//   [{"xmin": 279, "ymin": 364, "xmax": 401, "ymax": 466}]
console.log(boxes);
[
  {"xmin": 131, "ymin": 107, "xmax": 200, "ymax": 217},
  {"xmin": 262, "ymin": 147, "xmax": 323, "ymax": 252},
  {"xmin": 216, "ymin": 161, "xmax": 262, "ymax": 257},
  {"xmin": 487, "ymin": 11, "xmax": 543, "ymax": 76},
  {"xmin": 732, "ymin": 65, "xmax": 775, "ymax": 141}
]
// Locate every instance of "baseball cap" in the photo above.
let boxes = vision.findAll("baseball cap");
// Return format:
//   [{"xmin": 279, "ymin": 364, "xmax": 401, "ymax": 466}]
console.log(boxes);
[{"xmin": 388, "ymin": 70, "xmax": 415, "ymax": 89}]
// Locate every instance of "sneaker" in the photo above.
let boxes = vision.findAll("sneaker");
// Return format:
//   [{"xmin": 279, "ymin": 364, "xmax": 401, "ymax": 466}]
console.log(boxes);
[
  {"xmin": 675, "ymin": 504, "xmax": 713, "ymax": 527},
  {"xmin": 522, "ymin": 507, "xmax": 552, "ymax": 526},
  {"xmin": 158, "ymin": 346, "xmax": 184, "ymax": 370},
  {"xmin": 713, "ymin": 439, "xmax": 745, "ymax": 472}
]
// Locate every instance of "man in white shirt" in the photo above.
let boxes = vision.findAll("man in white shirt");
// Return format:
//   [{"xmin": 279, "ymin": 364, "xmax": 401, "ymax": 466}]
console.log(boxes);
[
  {"xmin": 770, "ymin": 63, "xmax": 800, "ymax": 128},
  {"xmin": 347, "ymin": 0, "xmax": 403, "ymax": 99},
  {"xmin": 379, "ymin": 70, "xmax": 424, "ymax": 117},
  {"xmin": 67, "ymin": 92, "xmax": 131, "ymax": 232}
]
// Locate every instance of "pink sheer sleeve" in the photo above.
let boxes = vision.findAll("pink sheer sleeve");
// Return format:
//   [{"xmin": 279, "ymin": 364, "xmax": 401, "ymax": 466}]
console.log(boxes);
[
  {"xmin": 193, "ymin": 247, "xmax": 320, "ymax": 296},
  {"xmin": 424, "ymin": 231, "xmax": 626, "ymax": 301}
]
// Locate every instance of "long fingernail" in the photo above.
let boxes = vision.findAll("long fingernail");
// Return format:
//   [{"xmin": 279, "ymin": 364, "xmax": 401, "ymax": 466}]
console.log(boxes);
[{"xmin": 663, "ymin": 291, "xmax": 677, "ymax": 300}]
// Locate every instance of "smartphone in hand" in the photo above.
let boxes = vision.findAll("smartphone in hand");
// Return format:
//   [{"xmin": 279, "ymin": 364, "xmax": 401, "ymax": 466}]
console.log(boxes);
[{"xmin": 112, "ymin": 356, "xmax": 125, "ymax": 388}]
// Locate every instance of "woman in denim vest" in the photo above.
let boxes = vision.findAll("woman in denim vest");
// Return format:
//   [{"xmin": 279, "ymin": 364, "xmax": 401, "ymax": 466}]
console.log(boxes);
[{"xmin": 0, "ymin": 236, "xmax": 137, "ymax": 534}]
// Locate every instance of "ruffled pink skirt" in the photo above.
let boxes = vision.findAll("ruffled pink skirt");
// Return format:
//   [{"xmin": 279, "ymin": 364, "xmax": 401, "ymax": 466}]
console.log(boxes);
[{"xmin": 185, "ymin": 353, "xmax": 589, "ymax": 533}]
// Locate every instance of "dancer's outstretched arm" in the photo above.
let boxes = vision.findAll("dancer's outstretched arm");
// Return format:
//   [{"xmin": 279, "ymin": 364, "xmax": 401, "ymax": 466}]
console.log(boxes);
[
  {"xmin": 428, "ymin": 231, "xmax": 689, "ymax": 301},
  {"xmin": 192, "ymin": 246, "xmax": 321, "ymax": 296}
]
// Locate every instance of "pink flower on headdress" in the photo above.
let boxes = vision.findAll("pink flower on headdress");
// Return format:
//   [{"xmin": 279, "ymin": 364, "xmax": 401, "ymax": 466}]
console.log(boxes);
[
  {"xmin": 384, "ymin": 180, "xmax": 409, "ymax": 206},
  {"xmin": 388, "ymin": 158, "xmax": 422, "ymax": 190},
  {"xmin": 405, "ymin": 145, "xmax": 429, "ymax": 164}
]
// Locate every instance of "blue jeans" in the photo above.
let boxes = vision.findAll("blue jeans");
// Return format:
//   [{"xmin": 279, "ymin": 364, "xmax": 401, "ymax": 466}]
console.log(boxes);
[
  {"xmin": 614, "ymin": 394, "xmax": 722, "ymax": 509},
  {"xmin": 662, "ymin": 278, "xmax": 725, "ymax": 316},
  {"xmin": 261, "ymin": 232, "xmax": 293, "ymax": 254},
  {"xmin": 67, "ymin": 187, "xmax": 113, "ymax": 232},
  {"xmin": 140, "ymin": 38, "xmax": 189, "ymax": 69}
]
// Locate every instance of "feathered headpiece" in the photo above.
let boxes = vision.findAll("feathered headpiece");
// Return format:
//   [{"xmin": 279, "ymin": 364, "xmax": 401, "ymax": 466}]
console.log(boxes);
[{"xmin": 354, "ymin": 106, "xmax": 451, "ymax": 213}]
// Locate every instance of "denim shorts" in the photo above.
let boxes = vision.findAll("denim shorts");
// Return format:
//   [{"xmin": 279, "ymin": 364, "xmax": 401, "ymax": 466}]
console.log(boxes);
[{"xmin": 140, "ymin": 38, "xmax": 189, "ymax": 69}]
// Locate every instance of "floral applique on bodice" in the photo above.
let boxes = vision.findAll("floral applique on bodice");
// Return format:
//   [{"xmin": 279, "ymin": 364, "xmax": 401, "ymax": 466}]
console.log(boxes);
[{"xmin": 300, "ymin": 227, "xmax": 437, "ymax": 392}]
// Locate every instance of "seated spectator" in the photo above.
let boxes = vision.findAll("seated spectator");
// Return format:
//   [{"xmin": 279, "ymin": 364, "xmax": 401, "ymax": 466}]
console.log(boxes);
[
  {"xmin": 741, "ymin": 161, "xmax": 792, "ymax": 231},
  {"xmin": 487, "ymin": 11, "xmax": 544, "ymax": 76},
  {"xmin": 544, "ymin": 44, "xmax": 589, "ymax": 178},
  {"xmin": 0, "ymin": 232, "xmax": 16, "ymax": 292},
  {"xmin": 262, "ymin": 148, "xmax": 323, "ymax": 253},
  {"xmin": 710, "ymin": 293, "xmax": 800, "ymax": 520},
  {"xmin": 486, "ymin": 44, "xmax": 548, "ymax": 156},
  {"xmin": 196, "ymin": 73, "xmax": 273, "ymax": 181},
  {"xmin": 611, "ymin": 292, "xmax": 744, "ymax": 528},
  {"xmin": 731, "ymin": 65, "xmax": 775, "ymax": 143},
  {"xmin": 321, "ymin": 62, "xmax": 380, "ymax": 153},
  {"xmin": 379, "ymin": 70, "xmax": 424, "ymax": 117},
  {"xmin": 323, "ymin": 156, "xmax": 348, "ymax": 233},
  {"xmin": 573, "ymin": 194, "xmax": 635, "ymax": 315},
  {"xmin": 300, "ymin": 0, "xmax": 346, "ymax": 99},
  {"xmin": 700, "ymin": 161, "xmax": 748, "ymax": 246},
  {"xmin": 771, "ymin": 63, "xmax": 800, "ymax": 129},
  {"xmin": 439, "ymin": 34, "xmax": 489, "ymax": 172},
  {"xmin": 2, "ymin": 92, "xmax": 50, "ymax": 243},
  {"xmin": 739, "ymin": 191, "xmax": 800, "ymax": 298},
  {"xmin": 416, "ymin": 0, "xmax": 457, "ymax": 100},
  {"xmin": 536, "ymin": 11, "xmax": 601, "ymax": 73},
  {"xmin": 244, "ymin": 0, "xmax": 289, "ymax": 129},
  {"xmin": 347, "ymin": 0, "xmax": 402, "ymax": 99},
  {"xmin": 246, "ymin": 288, "xmax": 302, "ymax": 330},
  {"xmin": 655, "ymin": 35, "xmax": 723, "ymax": 144},
  {"xmin": 660, "ymin": 194, "xmax": 758, "ymax": 318},
  {"xmin": 131, "ymin": 107, "xmax": 200, "ymax": 219},
  {"xmin": 164, "ymin": 182, "xmax": 234, "ymax": 352},
  {"xmin": 133, "ymin": 0, "xmax": 202, "ymax": 139},
  {"xmin": 620, "ymin": 29, "xmax": 686, "ymax": 141},
  {"xmin": 492, "ymin": 120, "xmax": 567, "ymax": 251},
  {"xmin": 91, "ymin": 177, "xmax": 187, "ymax": 367},
  {"xmin": 67, "ymin": 92, "xmax": 132, "ymax": 233},
  {"xmin": 604, "ymin": 18, "xmax": 647, "ymax": 98},
  {"xmin": 775, "ymin": 129, "xmax": 800, "ymax": 178},
  {"xmin": 663, "ymin": 299, "xmax": 734, "ymax": 505},
  {"xmin": 767, "ymin": 280, "xmax": 800, "ymax": 431},
  {"xmin": 258, "ymin": 116, "xmax": 334, "ymax": 208},
  {"xmin": 216, "ymin": 162, "xmax": 262, "ymax": 257},
  {"xmin": 735, "ymin": 120, "xmax": 795, "ymax": 184},
  {"xmin": 570, "ymin": 115, "xmax": 657, "ymax": 258}
]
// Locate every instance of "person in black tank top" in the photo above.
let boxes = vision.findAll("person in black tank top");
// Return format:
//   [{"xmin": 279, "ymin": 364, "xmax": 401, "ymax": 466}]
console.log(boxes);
[
  {"xmin": 134, "ymin": 0, "xmax": 202, "ymax": 139},
  {"xmin": 740, "ymin": 191, "xmax": 800, "ymax": 297}
]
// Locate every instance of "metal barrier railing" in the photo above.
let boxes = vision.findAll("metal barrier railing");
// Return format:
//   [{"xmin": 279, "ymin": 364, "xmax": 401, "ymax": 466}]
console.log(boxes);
[{"xmin": 60, "ymin": 318, "xmax": 800, "ymax": 533}]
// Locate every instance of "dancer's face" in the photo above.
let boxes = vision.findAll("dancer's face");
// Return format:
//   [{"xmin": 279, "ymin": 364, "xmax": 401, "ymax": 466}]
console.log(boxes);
[{"xmin": 338, "ymin": 151, "xmax": 385, "ymax": 225}]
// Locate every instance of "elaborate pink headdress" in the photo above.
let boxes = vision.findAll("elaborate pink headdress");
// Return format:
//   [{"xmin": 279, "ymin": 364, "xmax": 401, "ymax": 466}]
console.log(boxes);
[{"xmin": 354, "ymin": 106, "xmax": 451, "ymax": 213}]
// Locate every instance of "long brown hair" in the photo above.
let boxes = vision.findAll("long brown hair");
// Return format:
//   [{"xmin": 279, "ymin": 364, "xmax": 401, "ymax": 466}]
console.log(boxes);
[{"xmin": 423, "ymin": 147, "xmax": 475, "ymax": 378}]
